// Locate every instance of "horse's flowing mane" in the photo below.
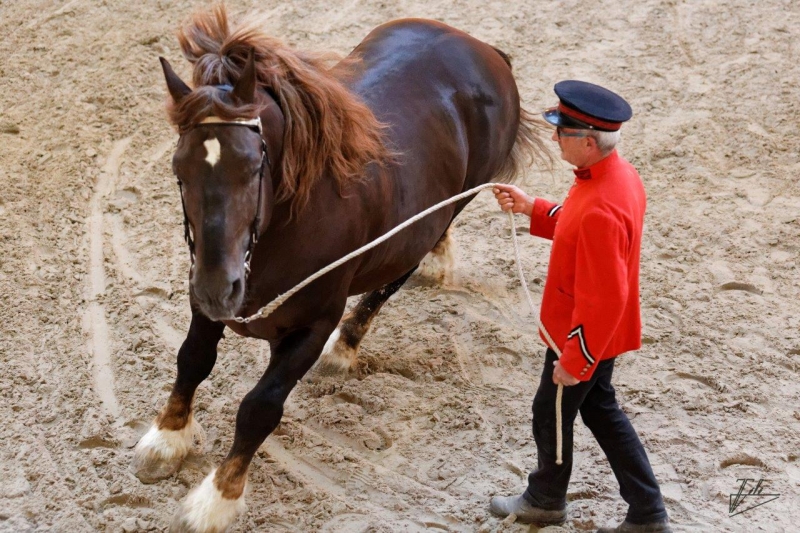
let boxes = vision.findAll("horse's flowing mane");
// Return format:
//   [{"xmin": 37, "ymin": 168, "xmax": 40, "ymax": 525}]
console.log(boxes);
[{"xmin": 169, "ymin": 3, "xmax": 390, "ymax": 214}]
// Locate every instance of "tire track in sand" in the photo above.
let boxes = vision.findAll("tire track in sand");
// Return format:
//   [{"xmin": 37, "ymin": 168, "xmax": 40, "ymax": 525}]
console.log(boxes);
[{"xmin": 83, "ymin": 137, "xmax": 131, "ymax": 420}]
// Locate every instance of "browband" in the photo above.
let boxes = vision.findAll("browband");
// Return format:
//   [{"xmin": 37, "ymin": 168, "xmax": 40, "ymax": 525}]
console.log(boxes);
[{"xmin": 198, "ymin": 116, "xmax": 263, "ymax": 135}]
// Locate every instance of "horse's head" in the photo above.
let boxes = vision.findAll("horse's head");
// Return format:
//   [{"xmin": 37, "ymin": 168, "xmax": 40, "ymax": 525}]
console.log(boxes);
[
  {"xmin": 159, "ymin": 6, "xmax": 393, "ymax": 321},
  {"xmin": 161, "ymin": 52, "xmax": 279, "ymax": 321}
]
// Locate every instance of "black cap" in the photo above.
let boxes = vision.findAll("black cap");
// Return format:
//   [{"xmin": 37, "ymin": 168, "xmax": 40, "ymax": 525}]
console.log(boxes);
[{"xmin": 542, "ymin": 80, "xmax": 632, "ymax": 132}]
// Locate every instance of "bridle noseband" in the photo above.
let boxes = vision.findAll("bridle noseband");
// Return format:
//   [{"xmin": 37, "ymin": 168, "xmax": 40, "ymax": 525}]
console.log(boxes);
[{"xmin": 176, "ymin": 116, "xmax": 270, "ymax": 278}]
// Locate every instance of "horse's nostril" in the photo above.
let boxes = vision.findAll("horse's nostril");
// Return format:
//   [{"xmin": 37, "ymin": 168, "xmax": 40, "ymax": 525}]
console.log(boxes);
[{"xmin": 231, "ymin": 278, "xmax": 242, "ymax": 300}]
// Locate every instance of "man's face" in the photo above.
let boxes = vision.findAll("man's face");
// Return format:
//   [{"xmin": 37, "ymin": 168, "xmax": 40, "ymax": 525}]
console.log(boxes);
[{"xmin": 551, "ymin": 127, "xmax": 593, "ymax": 167}]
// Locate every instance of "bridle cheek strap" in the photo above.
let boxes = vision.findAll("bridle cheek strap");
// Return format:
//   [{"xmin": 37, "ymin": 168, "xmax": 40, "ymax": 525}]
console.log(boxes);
[
  {"xmin": 245, "ymin": 135, "xmax": 269, "ymax": 277},
  {"xmin": 177, "ymin": 180, "xmax": 196, "ymax": 269},
  {"xmin": 176, "ymin": 116, "xmax": 269, "ymax": 278}
]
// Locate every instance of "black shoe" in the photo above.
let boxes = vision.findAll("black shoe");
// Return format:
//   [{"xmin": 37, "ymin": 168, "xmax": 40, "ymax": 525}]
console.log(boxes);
[
  {"xmin": 489, "ymin": 494, "xmax": 566, "ymax": 524},
  {"xmin": 596, "ymin": 518, "xmax": 672, "ymax": 532}
]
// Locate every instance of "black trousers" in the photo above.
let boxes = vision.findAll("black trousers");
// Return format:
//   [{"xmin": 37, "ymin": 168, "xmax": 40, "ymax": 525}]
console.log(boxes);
[{"xmin": 524, "ymin": 349, "xmax": 668, "ymax": 525}]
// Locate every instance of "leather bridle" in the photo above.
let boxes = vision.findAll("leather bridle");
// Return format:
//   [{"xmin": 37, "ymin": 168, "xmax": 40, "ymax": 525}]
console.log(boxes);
[{"xmin": 175, "ymin": 115, "xmax": 269, "ymax": 278}]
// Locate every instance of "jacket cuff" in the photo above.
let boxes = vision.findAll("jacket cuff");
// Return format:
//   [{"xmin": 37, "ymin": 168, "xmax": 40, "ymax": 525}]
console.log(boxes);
[
  {"xmin": 560, "ymin": 334, "xmax": 598, "ymax": 381},
  {"xmin": 529, "ymin": 198, "xmax": 560, "ymax": 240}
]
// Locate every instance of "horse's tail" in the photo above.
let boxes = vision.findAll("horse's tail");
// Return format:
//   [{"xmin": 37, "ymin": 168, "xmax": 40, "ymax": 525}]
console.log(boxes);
[
  {"xmin": 490, "ymin": 48, "xmax": 555, "ymax": 183},
  {"xmin": 493, "ymin": 106, "xmax": 555, "ymax": 183},
  {"xmin": 492, "ymin": 46, "xmax": 513, "ymax": 69}
]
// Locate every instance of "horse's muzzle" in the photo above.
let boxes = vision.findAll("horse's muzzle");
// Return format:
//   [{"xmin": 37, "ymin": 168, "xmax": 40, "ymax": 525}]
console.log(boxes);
[{"xmin": 190, "ymin": 266, "xmax": 245, "ymax": 321}]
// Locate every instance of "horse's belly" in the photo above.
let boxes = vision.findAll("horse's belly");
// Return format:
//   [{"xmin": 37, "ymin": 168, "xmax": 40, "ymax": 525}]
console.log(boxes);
[
  {"xmin": 348, "ymin": 265, "xmax": 408, "ymax": 295},
  {"xmin": 347, "ymin": 234, "xmax": 446, "ymax": 295}
]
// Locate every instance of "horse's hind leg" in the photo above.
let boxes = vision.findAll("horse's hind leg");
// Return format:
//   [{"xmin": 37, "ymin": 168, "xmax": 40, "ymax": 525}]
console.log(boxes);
[
  {"xmin": 316, "ymin": 267, "xmax": 417, "ymax": 373},
  {"xmin": 132, "ymin": 309, "xmax": 224, "ymax": 483},
  {"xmin": 418, "ymin": 227, "xmax": 456, "ymax": 283}
]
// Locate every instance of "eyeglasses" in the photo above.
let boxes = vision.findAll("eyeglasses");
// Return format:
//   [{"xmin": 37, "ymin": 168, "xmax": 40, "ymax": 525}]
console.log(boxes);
[{"xmin": 556, "ymin": 127, "xmax": 592, "ymax": 139}]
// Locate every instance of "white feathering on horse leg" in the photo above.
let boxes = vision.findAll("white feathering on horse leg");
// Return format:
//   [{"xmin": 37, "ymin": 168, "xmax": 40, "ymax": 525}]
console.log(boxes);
[
  {"xmin": 133, "ymin": 415, "xmax": 203, "ymax": 482},
  {"xmin": 418, "ymin": 230, "xmax": 455, "ymax": 284},
  {"xmin": 172, "ymin": 469, "xmax": 246, "ymax": 533},
  {"xmin": 136, "ymin": 415, "xmax": 201, "ymax": 461},
  {"xmin": 316, "ymin": 328, "xmax": 357, "ymax": 371}
]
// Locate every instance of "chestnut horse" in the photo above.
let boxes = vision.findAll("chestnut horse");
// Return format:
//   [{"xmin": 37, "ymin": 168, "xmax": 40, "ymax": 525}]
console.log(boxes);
[{"xmin": 132, "ymin": 5, "xmax": 549, "ymax": 532}]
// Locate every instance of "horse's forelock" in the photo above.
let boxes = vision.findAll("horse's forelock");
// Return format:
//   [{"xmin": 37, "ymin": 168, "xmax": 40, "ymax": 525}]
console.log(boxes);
[{"xmin": 192, "ymin": 54, "xmax": 234, "ymax": 86}]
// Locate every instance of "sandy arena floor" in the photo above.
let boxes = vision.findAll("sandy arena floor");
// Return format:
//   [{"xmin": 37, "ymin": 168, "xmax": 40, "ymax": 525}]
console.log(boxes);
[{"xmin": 0, "ymin": 0, "xmax": 799, "ymax": 531}]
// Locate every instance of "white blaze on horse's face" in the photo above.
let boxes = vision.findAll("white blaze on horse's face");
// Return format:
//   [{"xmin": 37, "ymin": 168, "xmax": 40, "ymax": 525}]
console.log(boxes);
[{"xmin": 204, "ymin": 137, "xmax": 222, "ymax": 167}]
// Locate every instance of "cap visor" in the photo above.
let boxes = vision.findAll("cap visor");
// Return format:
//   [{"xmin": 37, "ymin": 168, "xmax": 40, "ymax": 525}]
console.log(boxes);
[
  {"xmin": 542, "ymin": 108, "xmax": 562, "ymax": 126},
  {"xmin": 542, "ymin": 108, "xmax": 593, "ymax": 129}
]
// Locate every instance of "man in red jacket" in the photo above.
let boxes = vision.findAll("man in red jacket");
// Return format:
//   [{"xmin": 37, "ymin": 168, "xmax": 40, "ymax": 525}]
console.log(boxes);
[{"xmin": 489, "ymin": 81, "xmax": 670, "ymax": 532}]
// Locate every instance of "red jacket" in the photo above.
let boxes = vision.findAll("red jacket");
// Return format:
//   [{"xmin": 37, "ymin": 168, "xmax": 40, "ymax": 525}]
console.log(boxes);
[{"xmin": 530, "ymin": 150, "xmax": 645, "ymax": 381}]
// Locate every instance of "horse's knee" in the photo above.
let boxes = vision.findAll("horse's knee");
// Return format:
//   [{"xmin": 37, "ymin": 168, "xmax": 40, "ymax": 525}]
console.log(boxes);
[
  {"xmin": 235, "ymin": 387, "xmax": 286, "ymax": 441},
  {"xmin": 175, "ymin": 317, "xmax": 225, "ymax": 383},
  {"xmin": 132, "ymin": 415, "xmax": 203, "ymax": 483},
  {"xmin": 176, "ymin": 343, "xmax": 218, "ymax": 384},
  {"xmin": 170, "ymin": 468, "xmax": 246, "ymax": 533}
]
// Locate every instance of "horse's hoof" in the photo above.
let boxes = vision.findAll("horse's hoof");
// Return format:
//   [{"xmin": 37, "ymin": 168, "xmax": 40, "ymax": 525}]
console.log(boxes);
[
  {"xmin": 169, "ymin": 469, "xmax": 246, "ymax": 533},
  {"xmin": 132, "ymin": 417, "xmax": 203, "ymax": 483},
  {"xmin": 310, "ymin": 358, "xmax": 352, "ymax": 378},
  {"xmin": 132, "ymin": 448, "xmax": 185, "ymax": 484},
  {"xmin": 312, "ymin": 328, "xmax": 357, "ymax": 378},
  {"xmin": 170, "ymin": 513, "xmax": 204, "ymax": 533}
]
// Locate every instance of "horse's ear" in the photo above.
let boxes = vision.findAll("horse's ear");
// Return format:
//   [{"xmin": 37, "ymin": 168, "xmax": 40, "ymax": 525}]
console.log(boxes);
[
  {"xmin": 232, "ymin": 48, "xmax": 257, "ymax": 105},
  {"xmin": 159, "ymin": 57, "xmax": 191, "ymax": 103}
]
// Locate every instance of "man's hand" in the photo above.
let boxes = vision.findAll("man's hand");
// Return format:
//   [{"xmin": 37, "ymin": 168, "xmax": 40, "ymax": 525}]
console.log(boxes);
[
  {"xmin": 493, "ymin": 184, "xmax": 534, "ymax": 217},
  {"xmin": 552, "ymin": 361, "xmax": 580, "ymax": 386}
]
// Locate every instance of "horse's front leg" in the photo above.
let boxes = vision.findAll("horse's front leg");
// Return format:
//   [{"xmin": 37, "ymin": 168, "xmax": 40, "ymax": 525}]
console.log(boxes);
[
  {"xmin": 169, "ymin": 322, "xmax": 333, "ymax": 533},
  {"xmin": 133, "ymin": 309, "xmax": 225, "ymax": 483}
]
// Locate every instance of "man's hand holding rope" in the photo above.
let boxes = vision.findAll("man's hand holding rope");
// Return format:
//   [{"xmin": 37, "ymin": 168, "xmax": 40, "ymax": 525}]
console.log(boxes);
[{"xmin": 553, "ymin": 361, "xmax": 580, "ymax": 386}]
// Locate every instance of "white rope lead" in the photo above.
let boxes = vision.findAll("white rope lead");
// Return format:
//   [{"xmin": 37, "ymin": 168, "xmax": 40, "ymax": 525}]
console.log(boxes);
[
  {"xmin": 233, "ymin": 181, "xmax": 564, "ymax": 465},
  {"xmin": 233, "ymin": 182, "xmax": 501, "ymax": 323},
  {"xmin": 507, "ymin": 210, "xmax": 565, "ymax": 466}
]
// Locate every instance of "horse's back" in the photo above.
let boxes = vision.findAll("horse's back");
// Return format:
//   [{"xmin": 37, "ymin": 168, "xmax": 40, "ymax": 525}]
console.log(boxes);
[
  {"xmin": 350, "ymin": 19, "xmax": 518, "ymax": 121},
  {"xmin": 347, "ymin": 19, "xmax": 521, "ymax": 197},
  {"xmin": 332, "ymin": 20, "xmax": 522, "ymax": 288}
]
